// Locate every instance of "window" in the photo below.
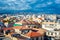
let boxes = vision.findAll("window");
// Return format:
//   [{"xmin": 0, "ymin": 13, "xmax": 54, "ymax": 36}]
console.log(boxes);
[
  {"xmin": 42, "ymin": 20, "xmax": 44, "ymax": 22},
  {"xmin": 28, "ymin": 26, "xmax": 30, "ymax": 28},
  {"xmin": 54, "ymin": 28, "xmax": 57, "ymax": 31},
  {"xmin": 55, "ymin": 32, "xmax": 57, "ymax": 35},
  {"xmin": 50, "ymin": 24, "xmax": 54, "ymax": 26},
  {"xmin": 47, "ymin": 32, "xmax": 50, "ymax": 35},
  {"xmin": 34, "ymin": 26, "xmax": 36, "ymax": 28},
  {"xmin": 31, "ymin": 38, "xmax": 34, "ymax": 40},
  {"xmin": 51, "ymin": 33, "xmax": 53, "ymax": 35},
  {"xmin": 59, "ymin": 33, "xmax": 60, "ymax": 35},
  {"xmin": 36, "ymin": 37, "xmax": 38, "ymax": 40}
]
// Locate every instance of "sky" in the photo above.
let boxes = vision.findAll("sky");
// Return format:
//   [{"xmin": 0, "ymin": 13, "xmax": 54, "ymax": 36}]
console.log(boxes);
[{"xmin": 0, "ymin": 0, "xmax": 60, "ymax": 14}]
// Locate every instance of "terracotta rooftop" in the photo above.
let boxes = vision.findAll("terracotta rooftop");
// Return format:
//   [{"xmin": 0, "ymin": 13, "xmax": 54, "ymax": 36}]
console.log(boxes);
[
  {"xmin": 12, "ymin": 26, "xmax": 31, "ymax": 30},
  {"xmin": 16, "ymin": 19, "xmax": 40, "ymax": 25},
  {"xmin": 3, "ymin": 28, "xmax": 13, "ymax": 31},
  {"xmin": 3, "ymin": 26, "xmax": 46, "ymax": 38},
  {"xmin": 24, "ymin": 28, "xmax": 46, "ymax": 38},
  {"xmin": 12, "ymin": 26, "xmax": 23, "ymax": 29},
  {"xmin": 25, "ymin": 31, "xmax": 42, "ymax": 38},
  {"xmin": 32, "ymin": 28, "xmax": 46, "ymax": 36}
]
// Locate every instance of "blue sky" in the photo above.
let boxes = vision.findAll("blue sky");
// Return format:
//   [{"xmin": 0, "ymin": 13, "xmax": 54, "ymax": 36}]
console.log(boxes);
[{"xmin": 0, "ymin": 0, "xmax": 60, "ymax": 14}]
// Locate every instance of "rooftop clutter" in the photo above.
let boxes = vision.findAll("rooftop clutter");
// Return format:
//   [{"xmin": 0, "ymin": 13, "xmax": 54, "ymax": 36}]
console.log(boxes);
[{"xmin": 0, "ymin": 14, "xmax": 60, "ymax": 40}]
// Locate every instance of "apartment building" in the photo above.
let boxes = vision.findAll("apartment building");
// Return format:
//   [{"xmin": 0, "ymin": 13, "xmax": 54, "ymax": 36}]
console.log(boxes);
[
  {"xmin": 46, "ymin": 30, "xmax": 60, "ymax": 40},
  {"xmin": 42, "ymin": 21, "xmax": 60, "ymax": 40}
]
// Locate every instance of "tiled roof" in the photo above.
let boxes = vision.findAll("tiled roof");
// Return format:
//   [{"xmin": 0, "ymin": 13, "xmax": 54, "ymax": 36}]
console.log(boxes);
[
  {"xmin": 16, "ymin": 19, "xmax": 28, "ymax": 24},
  {"xmin": 25, "ymin": 31, "xmax": 42, "ymax": 38},
  {"xmin": 16, "ymin": 19, "xmax": 40, "ymax": 25},
  {"xmin": 12, "ymin": 26, "xmax": 31, "ymax": 30},
  {"xmin": 32, "ymin": 28, "xmax": 46, "ymax": 36},
  {"xmin": 3, "ymin": 28, "xmax": 13, "ymax": 31},
  {"xmin": 24, "ymin": 28, "xmax": 46, "ymax": 38},
  {"xmin": 12, "ymin": 26, "xmax": 22, "ymax": 29}
]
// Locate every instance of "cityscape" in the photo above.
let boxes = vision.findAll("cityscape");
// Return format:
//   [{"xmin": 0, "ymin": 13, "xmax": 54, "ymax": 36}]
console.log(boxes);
[
  {"xmin": 0, "ymin": 0, "xmax": 60, "ymax": 40},
  {"xmin": 0, "ymin": 14, "xmax": 60, "ymax": 40}
]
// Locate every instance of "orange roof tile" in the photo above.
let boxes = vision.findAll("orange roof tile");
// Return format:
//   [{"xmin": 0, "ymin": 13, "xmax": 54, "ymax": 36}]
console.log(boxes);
[
  {"xmin": 16, "ymin": 19, "xmax": 27, "ymax": 24},
  {"xmin": 21, "ymin": 27, "xmax": 31, "ymax": 30},
  {"xmin": 16, "ymin": 19, "xmax": 40, "ymax": 25},
  {"xmin": 12, "ymin": 26, "xmax": 22, "ymax": 29},
  {"xmin": 26, "ymin": 20, "xmax": 40, "ymax": 25},
  {"xmin": 3, "ymin": 28, "xmax": 13, "ymax": 31},
  {"xmin": 32, "ymin": 28, "xmax": 46, "ymax": 35},
  {"xmin": 13, "ymin": 26, "xmax": 31, "ymax": 30},
  {"xmin": 25, "ymin": 31, "xmax": 42, "ymax": 37},
  {"xmin": 32, "ymin": 28, "xmax": 46, "ymax": 32}
]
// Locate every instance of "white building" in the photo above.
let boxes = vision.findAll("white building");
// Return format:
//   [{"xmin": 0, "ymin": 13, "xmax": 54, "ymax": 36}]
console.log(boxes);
[
  {"xmin": 46, "ymin": 30, "xmax": 60, "ymax": 40},
  {"xmin": 45, "ymin": 15, "xmax": 56, "ymax": 21},
  {"xmin": 42, "ymin": 21, "xmax": 60, "ymax": 40}
]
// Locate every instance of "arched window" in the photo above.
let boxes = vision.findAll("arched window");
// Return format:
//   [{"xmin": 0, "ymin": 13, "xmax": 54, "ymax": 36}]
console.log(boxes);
[
  {"xmin": 51, "ymin": 32, "xmax": 53, "ymax": 35},
  {"xmin": 55, "ymin": 32, "xmax": 57, "ymax": 35},
  {"xmin": 48, "ymin": 32, "xmax": 50, "ymax": 35}
]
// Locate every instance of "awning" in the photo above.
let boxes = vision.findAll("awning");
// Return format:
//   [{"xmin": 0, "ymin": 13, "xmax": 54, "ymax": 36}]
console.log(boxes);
[{"xmin": 13, "ymin": 24, "xmax": 22, "ymax": 26}]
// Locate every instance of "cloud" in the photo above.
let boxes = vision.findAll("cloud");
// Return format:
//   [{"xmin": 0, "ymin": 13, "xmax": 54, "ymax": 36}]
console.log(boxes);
[
  {"xmin": 0, "ymin": 0, "xmax": 33, "ymax": 10},
  {"xmin": 0, "ymin": 0, "xmax": 34, "ymax": 10},
  {"xmin": 47, "ymin": 2, "xmax": 53, "ymax": 5},
  {"xmin": 55, "ymin": 0, "xmax": 60, "ymax": 4},
  {"xmin": 35, "ymin": 2, "xmax": 53, "ymax": 8},
  {"xmin": 20, "ymin": 0, "xmax": 37, "ymax": 4},
  {"xmin": 0, "ymin": 0, "xmax": 54, "ymax": 10},
  {"xmin": 35, "ymin": 3, "xmax": 47, "ymax": 8},
  {"xmin": 0, "ymin": 4, "xmax": 31, "ymax": 10}
]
